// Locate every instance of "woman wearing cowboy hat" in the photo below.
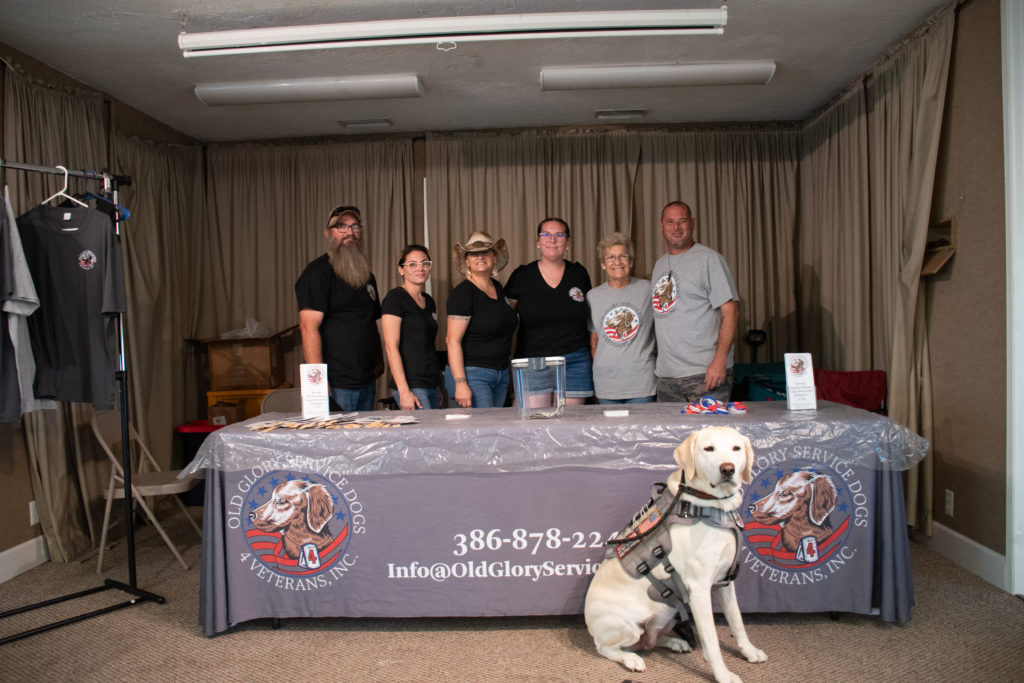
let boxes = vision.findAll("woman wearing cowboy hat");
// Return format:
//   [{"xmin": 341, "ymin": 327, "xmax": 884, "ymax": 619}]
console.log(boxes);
[{"xmin": 444, "ymin": 231, "xmax": 518, "ymax": 408}]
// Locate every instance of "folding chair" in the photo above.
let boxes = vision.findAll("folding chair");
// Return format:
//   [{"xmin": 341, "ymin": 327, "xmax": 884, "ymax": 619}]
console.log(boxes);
[
  {"xmin": 259, "ymin": 387, "xmax": 302, "ymax": 413},
  {"xmin": 92, "ymin": 410, "xmax": 201, "ymax": 572}
]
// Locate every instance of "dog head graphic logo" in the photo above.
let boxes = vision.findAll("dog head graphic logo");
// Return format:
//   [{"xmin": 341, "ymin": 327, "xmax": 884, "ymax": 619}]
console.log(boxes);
[
  {"xmin": 603, "ymin": 306, "xmax": 639, "ymax": 343},
  {"xmin": 744, "ymin": 467, "xmax": 852, "ymax": 569},
  {"xmin": 245, "ymin": 475, "xmax": 351, "ymax": 574},
  {"xmin": 651, "ymin": 275, "xmax": 676, "ymax": 314}
]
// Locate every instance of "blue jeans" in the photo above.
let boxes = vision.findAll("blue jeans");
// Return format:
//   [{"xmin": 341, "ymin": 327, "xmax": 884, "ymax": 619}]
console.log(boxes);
[
  {"xmin": 331, "ymin": 382, "xmax": 376, "ymax": 412},
  {"xmin": 598, "ymin": 395, "xmax": 657, "ymax": 405},
  {"xmin": 444, "ymin": 365, "xmax": 509, "ymax": 408},
  {"xmin": 562, "ymin": 347, "xmax": 595, "ymax": 398},
  {"xmin": 391, "ymin": 387, "xmax": 440, "ymax": 410}
]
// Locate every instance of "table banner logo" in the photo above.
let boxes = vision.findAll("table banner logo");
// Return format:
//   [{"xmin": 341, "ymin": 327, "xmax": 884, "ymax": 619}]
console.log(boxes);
[
  {"xmin": 228, "ymin": 464, "xmax": 365, "ymax": 591},
  {"xmin": 741, "ymin": 449, "xmax": 869, "ymax": 586}
]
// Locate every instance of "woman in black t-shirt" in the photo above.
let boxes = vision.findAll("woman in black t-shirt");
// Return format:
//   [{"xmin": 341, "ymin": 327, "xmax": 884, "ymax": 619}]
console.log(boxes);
[
  {"xmin": 381, "ymin": 245, "xmax": 440, "ymax": 409},
  {"xmin": 444, "ymin": 232, "xmax": 518, "ymax": 408},
  {"xmin": 505, "ymin": 217, "xmax": 593, "ymax": 404}
]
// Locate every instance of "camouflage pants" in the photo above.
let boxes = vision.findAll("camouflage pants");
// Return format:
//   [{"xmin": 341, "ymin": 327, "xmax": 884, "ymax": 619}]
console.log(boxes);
[{"xmin": 656, "ymin": 370, "xmax": 734, "ymax": 404}]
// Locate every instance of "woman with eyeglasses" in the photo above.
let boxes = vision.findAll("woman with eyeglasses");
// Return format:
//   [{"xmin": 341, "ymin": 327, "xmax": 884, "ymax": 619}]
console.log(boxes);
[
  {"xmin": 381, "ymin": 245, "xmax": 440, "ymax": 409},
  {"xmin": 505, "ymin": 217, "xmax": 594, "ymax": 404},
  {"xmin": 586, "ymin": 232, "xmax": 656, "ymax": 404}
]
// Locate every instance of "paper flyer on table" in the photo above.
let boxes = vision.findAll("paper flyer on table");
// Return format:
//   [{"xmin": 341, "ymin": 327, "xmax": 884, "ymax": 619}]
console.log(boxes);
[
  {"xmin": 300, "ymin": 363, "xmax": 330, "ymax": 419},
  {"xmin": 784, "ymin": 353, "xmax": 817, "ymax": 411}
]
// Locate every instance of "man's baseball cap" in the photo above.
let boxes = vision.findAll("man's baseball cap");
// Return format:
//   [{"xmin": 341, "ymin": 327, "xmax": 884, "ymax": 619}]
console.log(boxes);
[{"xmin": 327, "ymin": 205, "xmax": 361, "ymax": 225}]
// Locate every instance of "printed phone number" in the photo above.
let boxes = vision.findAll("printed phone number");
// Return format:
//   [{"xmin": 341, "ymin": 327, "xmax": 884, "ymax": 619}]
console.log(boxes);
[{"xmin": 453, "ymin": 528, "xmax": 608, "ymax": 556}]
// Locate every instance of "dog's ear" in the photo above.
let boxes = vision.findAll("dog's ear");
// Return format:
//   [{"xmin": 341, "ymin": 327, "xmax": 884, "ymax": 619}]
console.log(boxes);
[
  {"xmin": 304, "ymin": 483, "xmax": 333, "ymax": 533},
  {"xmin": 674, "ymin": 433, "xmax": 698, "ymax": 483},
  {"xmin": 808, "ymin": 475, "xmax": 838, "ymax": 526},
  {"xmin": 741, "ymin": 434, "xmax": 755, "ymax": 484}
]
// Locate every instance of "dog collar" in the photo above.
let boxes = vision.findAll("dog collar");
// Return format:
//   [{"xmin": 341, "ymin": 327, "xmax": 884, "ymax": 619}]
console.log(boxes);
[{"xmin": 678, "ymin": 484, "xmax": 733, "ymax": 501}]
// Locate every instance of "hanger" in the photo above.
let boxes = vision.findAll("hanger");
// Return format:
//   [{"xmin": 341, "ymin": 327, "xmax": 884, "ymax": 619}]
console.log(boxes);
[
  {"xmin": 40, "ymin": 165, "xmax": 88, "ymax": 208},
  {"xmin": 74, "ymin": 190, "xmax": 131, "ymax": 221}
]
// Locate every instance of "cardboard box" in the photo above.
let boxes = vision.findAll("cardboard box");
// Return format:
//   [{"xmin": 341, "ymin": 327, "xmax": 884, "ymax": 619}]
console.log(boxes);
[
  {"xmin": 207, "ymin": 386, "xmax": 287, "ymax": 420},
  {"xmin": 208, "ymin": 401, "xmax": 246, "ymax": 426},
  {"xmin": 204, "ymin": 326, "xmax": 296, "ymax": 390}
]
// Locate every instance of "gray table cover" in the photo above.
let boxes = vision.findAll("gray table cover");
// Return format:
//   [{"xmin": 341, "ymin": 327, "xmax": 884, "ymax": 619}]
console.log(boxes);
[
  {"xmin": 183, "ymin": 401, "xmax": 928, "ymax": 477},
  {"xmin": 188, "ymin": 402, "xmax": 927, "ymax": 635}
]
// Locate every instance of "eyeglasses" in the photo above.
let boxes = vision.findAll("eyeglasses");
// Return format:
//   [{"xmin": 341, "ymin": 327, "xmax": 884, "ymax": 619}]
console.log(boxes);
[
  {"xmin": 603, "ymin": 254, "xmax": 631, "ymax": 263},
  {"xmin": 332, "ymin": 222, "xmax": 363, "ymax": 232},
  {"xmin": 402, "ymin": 260, "xmax": 432, "ymax": 269},
  {"xmin": 538, "ymin": 231, "xmax": 568, "ymax": 241}
]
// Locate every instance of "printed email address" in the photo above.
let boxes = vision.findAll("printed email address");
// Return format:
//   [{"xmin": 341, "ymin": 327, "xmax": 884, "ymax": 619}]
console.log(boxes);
[{"xmin": 386, "ymin": 559, "xmax": 603, "ymax": 583}]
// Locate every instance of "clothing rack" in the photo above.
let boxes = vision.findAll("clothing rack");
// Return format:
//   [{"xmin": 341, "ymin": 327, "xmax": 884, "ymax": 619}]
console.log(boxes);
[{"xmin": 0, "ymin": 159, "xmax": 161, "ymax": 645}]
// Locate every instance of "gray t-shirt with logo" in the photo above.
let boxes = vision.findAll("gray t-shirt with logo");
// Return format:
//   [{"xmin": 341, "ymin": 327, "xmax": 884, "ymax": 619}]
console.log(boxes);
[
  {"xmin": 650, "ymin": 243, "xmax": 739, "ymax": 379},
  {"xmin": 586, "ymin": 278, "xmax": 656, "ymax": 400}
]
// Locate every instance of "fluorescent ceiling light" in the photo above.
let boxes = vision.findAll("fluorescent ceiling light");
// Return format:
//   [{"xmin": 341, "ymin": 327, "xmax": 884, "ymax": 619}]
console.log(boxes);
[
  {"xmin": 179, "ymin": 8, "xmax": 727, "ymax": 57},
  {"xmin": 340, "ymin": 119, "xmax": 393, "ymax": 130},
  {"xmin": 595, "ymin": 109, "xmax": 648, "ymax": 120},
  {"xmin": 194, "ymin": 75, "xmax": 423, "ymax": 106},
  {"xmin": 542, "ymin": 62, "xmax": 777, "ymax": 91}
]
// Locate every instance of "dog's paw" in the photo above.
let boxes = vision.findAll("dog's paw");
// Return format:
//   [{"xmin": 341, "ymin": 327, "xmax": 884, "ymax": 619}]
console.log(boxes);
[
  {"xmin": 713, "ymin": 671, "xmax": 743, "ymax": 683},
  {"xmin": 741, "ymin": 645, "xmax": 767, "ymax": 663},
  {"xmin": 656, "ymin": 635, "xmax": 692, "ymax": 653},
  {"xmin": 621, "ymin": 652, "xmax": 646, "ymax": 672}
]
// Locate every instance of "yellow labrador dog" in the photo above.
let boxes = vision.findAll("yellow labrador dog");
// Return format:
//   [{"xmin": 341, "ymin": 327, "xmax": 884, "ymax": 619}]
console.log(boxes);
[{"xmin": 584, "ymin": 426, "xmax": 767, "ymax": 682}]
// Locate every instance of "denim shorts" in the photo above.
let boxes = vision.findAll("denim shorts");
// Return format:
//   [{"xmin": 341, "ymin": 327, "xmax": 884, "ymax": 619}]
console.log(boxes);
[{"xmin": 562, "ymin": 347, "xmax": 595, "ymax": 398}]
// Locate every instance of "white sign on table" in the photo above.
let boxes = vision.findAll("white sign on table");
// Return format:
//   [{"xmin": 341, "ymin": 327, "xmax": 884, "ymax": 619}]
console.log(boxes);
[
  {"xmin": 784, "ymin": 353, "xmax": 817, "ymax": 410},
  {"xmin": 300, "ymin": 363, "xmax": 330, "ymax": 419}
]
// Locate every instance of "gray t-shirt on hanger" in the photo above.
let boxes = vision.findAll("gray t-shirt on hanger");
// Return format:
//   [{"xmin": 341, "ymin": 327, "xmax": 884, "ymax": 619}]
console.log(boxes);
[
  {"xmin": 586, "ymin": 278, "xmax": 656, "ymax": 400},
  {"xmin": 650, "ymin": 243, "xmax": 739, "ymax": 379}
]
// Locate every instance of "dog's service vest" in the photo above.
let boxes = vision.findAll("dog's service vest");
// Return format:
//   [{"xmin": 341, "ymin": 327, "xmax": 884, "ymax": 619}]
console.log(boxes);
[{"xmin": 605, "ymin": 483, "xmax": 744, "ymax": 612}]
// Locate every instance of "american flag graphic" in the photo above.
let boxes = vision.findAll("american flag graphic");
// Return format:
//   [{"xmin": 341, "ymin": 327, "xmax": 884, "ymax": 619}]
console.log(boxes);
[
  {"xmin": 743, "ymin": 516, "xmax": 850, "ymax": 569},
  {"xmin": 614, "ymin": 507, "xmax": 662, "ymax": 560},
  {"xmin": 246, "ymin": 523, "xmax": 349, "ymax": 575}
]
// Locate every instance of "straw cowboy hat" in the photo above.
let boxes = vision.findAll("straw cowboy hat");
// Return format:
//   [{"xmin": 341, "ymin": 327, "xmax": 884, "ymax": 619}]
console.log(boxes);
[{"xmin": 453, "ymin": 231, "xmax": 510, "ymax": 274}]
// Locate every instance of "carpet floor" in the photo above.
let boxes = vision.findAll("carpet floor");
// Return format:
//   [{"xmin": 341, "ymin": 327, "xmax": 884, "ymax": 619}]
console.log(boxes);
[{"xmin": 1, "ymin": 507, "xmax": 1022, "ymax": 682}]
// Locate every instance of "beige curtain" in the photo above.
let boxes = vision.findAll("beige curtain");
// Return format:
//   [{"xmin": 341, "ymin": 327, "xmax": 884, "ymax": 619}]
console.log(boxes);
[
  {"xmin": 113, "ymin": 136, "xmax": 206, "ymax": 467},
  {"xmin": 425, "ymin": 130, "xmax": 642, "ymax": 340},
  {"xmin": 201, "ymin": 140, "xmax": 416, "ymax": 338},
  {"xmin": 639, "ymin": 129, "xmax": 801, "ymax": 363},
  {"xmin": 797, "ymin": 4, "xmax": 953, "ymax": 530},
  {"xmin": 2, "ymin": 67, "xmax": 109, "ymax": 561},
  {"xmin": 798, "ymin": 90, "xmax": 873, "ymax": 369},
  {"xmin": 866, "ymin": 5, "xmax": 954, "ymax": 532}
]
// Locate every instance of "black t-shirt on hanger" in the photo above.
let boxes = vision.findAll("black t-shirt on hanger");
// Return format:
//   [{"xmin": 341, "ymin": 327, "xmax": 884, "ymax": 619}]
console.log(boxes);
[{"xmin": 17, "ymin": 204, "xmax": 125, "ymax": 409}]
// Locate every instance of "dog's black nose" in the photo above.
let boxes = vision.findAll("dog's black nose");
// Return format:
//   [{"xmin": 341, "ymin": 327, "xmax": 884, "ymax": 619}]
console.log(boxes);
[{"xmin": 720, "ymin": 463, "xmax": 735, "ymax": 478}]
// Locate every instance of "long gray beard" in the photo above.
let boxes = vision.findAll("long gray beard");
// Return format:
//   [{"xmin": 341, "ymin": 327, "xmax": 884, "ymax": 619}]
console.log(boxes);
[{"xmin": 328, "ymin": 239, "xmax": 371, "ymax": 289}]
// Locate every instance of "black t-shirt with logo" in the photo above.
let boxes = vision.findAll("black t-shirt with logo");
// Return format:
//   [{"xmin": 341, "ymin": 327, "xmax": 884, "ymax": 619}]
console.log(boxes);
[
  {"xmin": 504, "ymin": 260, "xmax": 591, "ymax": 357},
  {"xmin": 17, "ymin": 205, "xmax": 125, "ymax": 409},
  {"xmin": 445, "ymin": 278, "xmax": 518, "ymax": 371},
  {"xmin": 381, "ymin": 286, "xmax": 439, "ymax": 389},
  {"xmin": 295, "ymin": 254, "xmax": 381, "ymax": 389}
]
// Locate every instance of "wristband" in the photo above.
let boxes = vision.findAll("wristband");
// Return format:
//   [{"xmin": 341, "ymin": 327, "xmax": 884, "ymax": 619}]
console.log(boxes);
[{"xmin": 454, "ymin": 377, "xmax": 467, "ymax": 384}]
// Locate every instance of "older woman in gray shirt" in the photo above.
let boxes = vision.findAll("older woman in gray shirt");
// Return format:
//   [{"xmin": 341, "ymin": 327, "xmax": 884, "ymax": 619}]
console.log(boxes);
[{"xmin": 586, "ymin": 233, "xmax": 656, "ymax": 403}]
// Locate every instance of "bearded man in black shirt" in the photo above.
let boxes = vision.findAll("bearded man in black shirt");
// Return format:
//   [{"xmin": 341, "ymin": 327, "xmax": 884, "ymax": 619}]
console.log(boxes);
[{"xmin": 295, "ymin": 205, "xmax": 382, "ymax": 411}]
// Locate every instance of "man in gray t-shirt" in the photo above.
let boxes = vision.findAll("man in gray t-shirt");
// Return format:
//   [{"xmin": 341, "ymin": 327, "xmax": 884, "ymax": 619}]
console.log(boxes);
[{"xmin": 650, "ymin": 201, "xmax": 739, "ymax": 403}]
